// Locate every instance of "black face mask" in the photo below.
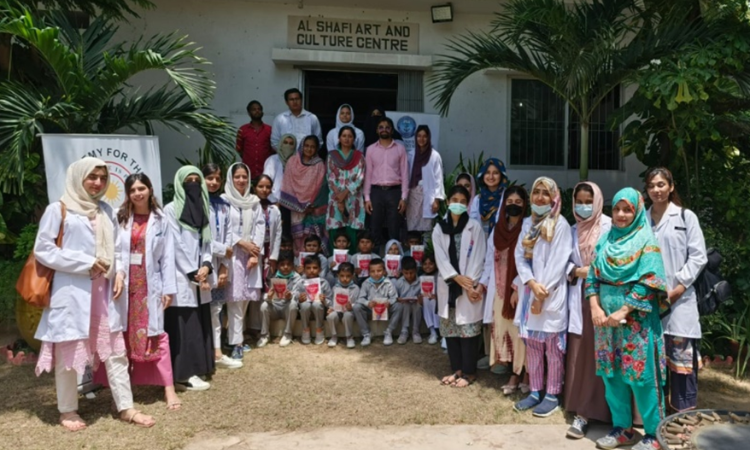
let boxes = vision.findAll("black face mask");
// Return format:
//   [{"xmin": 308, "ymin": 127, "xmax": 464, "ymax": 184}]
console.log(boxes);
[{"xmin": 506, "ymin": 204, "xmax": 523, "ymax": 217}]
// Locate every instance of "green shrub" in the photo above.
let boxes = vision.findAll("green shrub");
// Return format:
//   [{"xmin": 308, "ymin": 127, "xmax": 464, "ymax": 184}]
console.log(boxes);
[{"xmin": 0, "ymin": 259, "xmax": 25, "ymax": 325}]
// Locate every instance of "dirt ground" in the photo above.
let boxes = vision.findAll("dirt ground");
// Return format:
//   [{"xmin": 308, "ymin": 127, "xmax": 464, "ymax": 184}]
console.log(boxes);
[{"xmin": 1, "ymin": 337, "xmax": 749, "ymax": 450}]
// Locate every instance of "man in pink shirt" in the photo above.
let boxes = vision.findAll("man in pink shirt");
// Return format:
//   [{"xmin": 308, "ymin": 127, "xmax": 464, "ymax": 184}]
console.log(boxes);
[{"xmin": 364, "ymin": 117, "xmax": 409, "ymax": 250}]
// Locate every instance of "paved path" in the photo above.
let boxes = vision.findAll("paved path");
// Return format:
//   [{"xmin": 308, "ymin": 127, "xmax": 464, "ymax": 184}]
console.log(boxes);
[{"xmin": 184, "ymin": 424, "xmax": 612, "ymax": 450}]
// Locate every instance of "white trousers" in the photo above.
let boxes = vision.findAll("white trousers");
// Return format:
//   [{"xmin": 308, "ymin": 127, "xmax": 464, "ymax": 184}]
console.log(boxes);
[{"xmin": 55, "ymin": 346, "xmax": 133, "ymax": 413}]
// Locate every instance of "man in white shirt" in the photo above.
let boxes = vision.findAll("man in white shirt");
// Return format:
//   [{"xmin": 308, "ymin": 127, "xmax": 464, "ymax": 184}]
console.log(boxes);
[{"xmin": 270, "ymin": 88, "xmax": 323, "ymax": 152}]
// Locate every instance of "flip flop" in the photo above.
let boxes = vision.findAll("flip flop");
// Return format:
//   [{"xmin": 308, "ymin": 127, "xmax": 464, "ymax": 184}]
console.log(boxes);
[
  {"xmin": 452, "ymin": 376, "xmax": 476, "ymax": 388},
  {"xmin": 501, "ymin": 383, "xmax": 519, "ymax": 395},
  {"xmin": 441, "ymin": 372, "xmax": 460, "ymax": 386},
  {"xmin": 167, "ymin": 401, "xmax": 182, "ymax": 411},
  {"xmin": 121, "ymin": 409, "xmax": 156, "ymax": 428}
]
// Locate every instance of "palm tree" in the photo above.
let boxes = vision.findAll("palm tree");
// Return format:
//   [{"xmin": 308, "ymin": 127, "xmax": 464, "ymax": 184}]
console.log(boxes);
[
  {"xmin": 0, "ymin": 5, "xmax": 235, "ymax": 193},
  {"xmin": 429, "ymin": 0, "xmax": 706, "ymax": 180}
]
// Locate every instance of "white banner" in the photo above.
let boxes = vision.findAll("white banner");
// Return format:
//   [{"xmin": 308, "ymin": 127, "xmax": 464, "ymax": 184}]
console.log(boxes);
[
  {"xmin": 41, "ymin": 134, "xmax": 162, "ymax": 208},
  {"xmin": 386, "ymin": 111, "xmax": 441, "ymax": 171}
]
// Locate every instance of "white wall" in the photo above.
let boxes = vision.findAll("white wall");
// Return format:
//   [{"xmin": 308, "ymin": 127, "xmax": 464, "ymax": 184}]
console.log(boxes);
[{"xmin": 120, "ymin": 0, "xmax": 644, "ymax": 200}]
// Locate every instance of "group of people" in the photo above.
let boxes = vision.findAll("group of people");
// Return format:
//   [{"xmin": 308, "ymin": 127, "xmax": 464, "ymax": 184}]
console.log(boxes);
[{"xmin": 31, "ymin": 86, "xmax": 707, "ymax": 450}]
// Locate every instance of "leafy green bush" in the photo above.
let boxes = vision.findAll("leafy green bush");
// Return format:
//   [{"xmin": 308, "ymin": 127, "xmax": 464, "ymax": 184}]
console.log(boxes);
[
  {"xmin": 13, "ymin": 224, "xmax": 38, "ymax": 260},
  {"xmin": 0, "ymin": 259, "xmax": 25, "ymax": 325}
]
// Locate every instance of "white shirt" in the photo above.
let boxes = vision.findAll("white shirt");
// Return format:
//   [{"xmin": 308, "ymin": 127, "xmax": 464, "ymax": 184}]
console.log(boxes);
[
  {"xmin": 270, "ymin": 109, "xmax": 323, "ymax": 151},
  {"xmin": 263, "ymin": 155, "xmax": 284, "ymax": 204}
]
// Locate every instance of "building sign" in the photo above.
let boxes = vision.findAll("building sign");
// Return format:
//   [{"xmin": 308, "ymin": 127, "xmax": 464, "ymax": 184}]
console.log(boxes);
[{"xmin": 288, "ymin": 16, "xmax": 419, "ymax": 54}]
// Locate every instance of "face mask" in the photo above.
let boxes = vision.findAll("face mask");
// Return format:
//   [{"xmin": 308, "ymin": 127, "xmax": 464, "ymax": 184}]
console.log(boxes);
[
  {"xmin": 369, "ymin": 276, "xmax": 385, "ymax": 284},
  {"xmin": 531, "ymin": 203, "xmax": 551, "ymax": 216},
  {"xmin": 447, "ymin": 203, "xmax": 468, "ymax": 215},
  {"xmin": 575, "ymin": 204, "xmax": 594, "ymax": 219},
  {"xmin": 506, "ymin": 204, "xmax": 523, "ymax": 217},
  {"xmin": 275, "ymin": 270, "xmax": 293, "ymax": 279},
  {"xmin": 339, "ymin": 280, "xmax": 353, "ymax": 287},
  {"xmin": 280, "ymin": 143, "xmax": 295, "ymax": 153}
]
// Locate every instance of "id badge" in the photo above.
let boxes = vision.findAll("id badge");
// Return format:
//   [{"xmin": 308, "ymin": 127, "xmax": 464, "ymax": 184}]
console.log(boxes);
[{"xmin": 130, "ymin": 252, "xmax": 144, "ymax": 266}]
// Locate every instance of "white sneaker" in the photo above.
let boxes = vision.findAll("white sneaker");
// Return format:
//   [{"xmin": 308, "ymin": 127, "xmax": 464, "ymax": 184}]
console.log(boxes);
[
  {"xmin": 361, "ymin": 335, "xmax": 371, "ymax": 347},
  {"xmin": 413, "ymin": 333, "xmax": 423, "ymax": 344},
  {"xmin": 180, "ymin": 375, "xmax": 211, "ymax": 391},
  {"xmin": 441, "ymin": 337, "xmax": 447, "ymax": 349},
  {"xmin": 215, "ymin": 355, "xmax": 243, "ymax": 370},
  {"xmin": 314, "ymin": 329, "xmax": 325, "ymax": 345},
  {"xmin": 279, "ymin": 335, "xmax": 293, "ymax": 347},
  {"xmin": 397, "ymin": 332, "xmax": 408, "ymax": 345},
  {"xmin": 383, "ymin": 331, "xmax": 393, "ymax": 346},
  {"xmin": 428, "ymin": 331, "xmax": 439, "ymax": 345},
  {"xmin": 328, "ymin": 336, "xmax": 338, "ymax": 347},
  {"xmin": 347, "ymin": 337, "xmax": 356, "ymax": 349},
  {"xmin": 301, "ymin": 328, "xmax": 311, "ymax": 345},
  {"xmin": 257, "ymin": 336, "xmax": 269, "ymax": 348}
]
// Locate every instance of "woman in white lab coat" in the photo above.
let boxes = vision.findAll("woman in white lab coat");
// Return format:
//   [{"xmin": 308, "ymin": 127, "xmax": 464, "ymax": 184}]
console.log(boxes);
[
  {"xmin": 94, "ymin": 173, "xmax": 180, "ymax": 410},
  {"xmin": 222, "ymin": 163, "xmax": 265, "ymax": 359},
  {"xmin": 255, "ymin": 174, "xmax": 283, "ymax": 277},
  {"xmin": 512, "ymin": 177, "xmax": 572, "ymax": 418},
  {"xmin": 34, "ymin": 157, "xmax": 155, "ymax": 430},
  {"xmin": 645, "ymin": 167, "xmax": 707, "ymax": 412},
  {"xmin": 202, "ymin": 163, "xmax": 243, "ymax": 370},
  {"xmin": 563, "ymin": 182, "xmax": 612, "ymax": 438},
  {"xmin": 433, "ymin": 185, "xmax": 487, "ymax": 388},
  {"xmin": 163, "ymin": 166, "xmax": 215, "ymax": 392},
  {"xmin": 406, "ymin": 125, "xmax": 445, "ymax": 232}
]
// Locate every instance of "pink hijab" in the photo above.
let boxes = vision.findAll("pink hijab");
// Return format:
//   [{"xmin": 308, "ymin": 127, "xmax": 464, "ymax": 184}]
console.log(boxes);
[{"xmin": 573, "ymin": 181, "xmax": 604, "ymax": 266}]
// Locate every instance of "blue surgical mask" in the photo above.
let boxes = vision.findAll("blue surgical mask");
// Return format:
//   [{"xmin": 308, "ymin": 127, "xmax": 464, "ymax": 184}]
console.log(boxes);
[
  {"xmin": 339, "ymin": 280, "xmax": 353, "ymax": 287},
  {"xmin": 531, "ymin": 203, "xmax": 551, "ymax": 216},
  {"xmin": 369, "ymin": 276, "xmax": 385, "ymax": 284},
  {"xmin": 575, "ymin": 204, "xmax": 594, "ymax": 219},
  {"xmin": 447, "ymin": 203, "xmax": 468, "ymax": 215}
]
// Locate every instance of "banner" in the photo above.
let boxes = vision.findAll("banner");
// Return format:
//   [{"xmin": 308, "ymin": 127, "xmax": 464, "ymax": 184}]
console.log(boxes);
[
  {"xmin": 41, "ymin": 134, "xmax": 162, "ymax": 207},
  {"xmin": 386, "ymin": 112, "xmax": 441, "ymax": 172}
]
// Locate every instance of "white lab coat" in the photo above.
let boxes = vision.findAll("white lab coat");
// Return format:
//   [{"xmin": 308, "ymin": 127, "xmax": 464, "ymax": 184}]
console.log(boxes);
[
  {"xmin": 264, "ymin": 204, "xmax": 283, "ymax": 261},
  {"xmin": 513, "ymin": 217, "xmax": 572, "ymax": 334},
  {"xmin": 117, "ymin": 211, "xmax": 177, "ymax": 337},
  {"xmin": 224, "ymin": 199, "xmax": 266, "ymax": 293},
  {"xmin": 263, "ymin": 155, "xmax": 284, "ymax": 204},
  {"xmin": 164, "ymin": 202, "xmax": 213, "ymax": 307},
  {"xmin": 407, "ymin": 149, "xmax": 445, "ymax": 219},
  {"xmin": 208, "ymin": 200, "xmax": 233, "ymax": 287},
  {"xmin": 566, "ymin": 216, "xmax": 612, "ymax": 335},
  {"xmin": 34, "ymin": 201, "xmax": 126, "ymax": 343},
  {"xmin": 647, "ymin": 202, "xmax": 707, "ymax": 339},
  {"xmin": 432, "ymin": 217, "xmax": 487, "ymax": 325}
]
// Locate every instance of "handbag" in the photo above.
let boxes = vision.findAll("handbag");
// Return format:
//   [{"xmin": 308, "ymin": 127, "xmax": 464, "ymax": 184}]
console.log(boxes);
[{"xmin": 16, "ymin": 202, "xmax": 66, "ymax": 308}]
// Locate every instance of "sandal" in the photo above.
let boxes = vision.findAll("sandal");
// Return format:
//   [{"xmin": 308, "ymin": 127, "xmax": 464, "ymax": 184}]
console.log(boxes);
[
  {"xmin": 120, "ymin": 409, "xmax": 156, "ymax": 428},
  {"xmin": 452, "ymin": 375, "xmax": 476, "ymax": 388},
  {"xmin": 166, "ymin": 401, "xmax": 182, "ymax": 411},
  {"xmin": 501, "ymin": 383, "xmax": 519, "ymax": 396},
  {"xmin": 519, "ymin": 383, "xmax": 531, "ymax": 394},
  {"xmin": 60, "ymin": 412, "xmax": 87, "ymax": 432},
  {"xmin": 441, "ymin": 372, "xmax": 461, "ymax": 386}
]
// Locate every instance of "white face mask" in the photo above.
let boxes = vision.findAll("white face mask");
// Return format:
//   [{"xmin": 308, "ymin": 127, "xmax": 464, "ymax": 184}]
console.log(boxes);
[
  {"xmin": 575, "ymin": 204, "xmax": 594, "ymax": 219},
  {"xmin": 531, "ymin": 203, "xmax": 551, "ymax": 216}
]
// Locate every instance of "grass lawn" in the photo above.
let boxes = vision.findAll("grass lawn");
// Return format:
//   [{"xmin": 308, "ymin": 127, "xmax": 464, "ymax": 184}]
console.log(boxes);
[{"xmin": 1, "ymin": 338, "xmax": 749, "ymax": 450}]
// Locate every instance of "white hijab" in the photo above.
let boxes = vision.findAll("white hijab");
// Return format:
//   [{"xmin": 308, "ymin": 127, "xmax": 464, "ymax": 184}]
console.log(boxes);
[
  {"xmin": 223, "ymin": 162, "xmax": 260, "ymax": 241},
  {"xmin": 60, "ymin": 157, "xmax": 115, "ymax": 278}
]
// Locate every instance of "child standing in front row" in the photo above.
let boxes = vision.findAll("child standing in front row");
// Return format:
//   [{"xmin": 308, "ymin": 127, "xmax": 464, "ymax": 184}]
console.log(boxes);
[
  {"xmin": 352, "ymin": 231, "xmax": 379, "ymax": 286},
  {"xmin": 394, "ymin": 256, "xmax": 423, "ymax": 344},
  {"xmin": 296, "ymin": 256, "xmax": 332, "ymax": 345},
  {"xmin": 326, "ymin": 262, "xmax": 359, "ymax": 349},
  {"xmin": 353, "ymin": 259, "xmax": 400, "ymax": 347},
  {"xmin": 259, "ymin": 251, "xmax": 301, "ymax": 348},
  {"xmin": 420, "ymin": 253, "xmax": 441, "ymax": 345}
]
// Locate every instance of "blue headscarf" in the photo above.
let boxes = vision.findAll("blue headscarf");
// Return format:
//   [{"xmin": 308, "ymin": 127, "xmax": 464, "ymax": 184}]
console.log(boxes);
[{"xmin": 476, "ymin": 158, "xmax": 509, "ymax": 233}]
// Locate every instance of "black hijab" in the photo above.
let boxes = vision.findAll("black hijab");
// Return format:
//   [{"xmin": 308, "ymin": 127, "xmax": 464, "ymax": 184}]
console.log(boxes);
[
  {"xmin": 181, "ymin": 181, "xmax": 209, "ymax": 231},
  {"xmin": 437, "ymin": 212, "xmax": 469, "ymax": 308}
]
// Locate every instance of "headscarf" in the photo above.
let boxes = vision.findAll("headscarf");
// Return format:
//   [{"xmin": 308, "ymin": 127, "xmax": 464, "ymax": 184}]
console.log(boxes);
[
  {"xmin": 330, "ymin": 143, "xmax": 363, "ymax": 171},
  {"xmin": 384, "ymin": 239, "xmax": 404, "ymax": 257},
  {"xmin": 277, "ymin": 133, "xmax": 297, "ymax": 168},
  {"xmin": 409, "ymin": 125, "xmax": 433, "ymax": 189},
  {"xmin": 455, "ymin": 172, "xmax": 477, "ymax": 213},
  {"xmin": 477, "ymin": 158, "xmax": 509, "ymax": 233},
  {"xmin": 334, "ymin": 104, "xmax": 355, "ymax": 131},
  {"xmin": 437, "ymin": 211, "xmax": 469, "ymax": 308},
  {"xmin": 493, "ymin": 186, "xmax": 528, "ymax": 320},
  {"xmin": 521, "ymin": 177, "xmax": 561, "ymax": 260},
  {"xmin": 173, "ymin": 165, "xmax": 211, "ymax": 244},
  {"xmin": 591, "ymin": 188, "xmax": 667, "ymax": 295},
  {"xmin": 279, "ymin": 142, "xmax": 327, "ymax": 213},
  {"xmin": 61, "ymin": 157, "xmax": 115, "ymax": 279},
  {"xmin": 223, "ymin": 162, "xmax": 261, "ymax": 241},
  {"xmin": 573, "ymin": 181, "xmax": 606, "ymax": 266}
]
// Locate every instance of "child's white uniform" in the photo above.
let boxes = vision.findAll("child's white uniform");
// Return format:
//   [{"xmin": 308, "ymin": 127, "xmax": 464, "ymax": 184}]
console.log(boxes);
[
  {"xmin": 260, "ymin": 272, "xmax": 301, "ymax": 338},
  {"xmin": 326, "ymin": 283, "xmax": 360, "ymax": 338},
  {"xmin": 394, "ymin": 276, "xmax": 423, "ymax": 336},
  {"xmin": 420, "ymin": 272, "xmax": 440, "ymax": 329}
]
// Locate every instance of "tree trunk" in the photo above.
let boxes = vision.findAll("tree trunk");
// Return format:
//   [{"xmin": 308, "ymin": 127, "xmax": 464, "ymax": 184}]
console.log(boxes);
[{"xmin": 579, "ymin": 121, "xmax": 590, "ymax": 181}]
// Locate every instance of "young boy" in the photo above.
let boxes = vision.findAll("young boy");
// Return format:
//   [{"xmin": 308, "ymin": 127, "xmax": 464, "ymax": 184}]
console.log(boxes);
[
  {"xmin": 259, "ymin": 251, "xmax": 300, "ymax": 348},
  {"xmin": 352, "ymin": 231, "xmax": 380, "ymax": 287},
  {"xmin": 420, "ymin": 253, "xmax": 441, "ymax": 345},
  {"xmin": 352, "ymin": 258, "xmax": 400, "ymax": 347},
  {"xmin": 296, "ymin": 255, "xmax": 332, "ymax": 345},
  {"xmin": 280, "ymin": 235, "xmax": 294, "ymax": 254},
  {"xmin": 404, "ymin": 231, "xmax": 423, "ymax": 257},
  {"xmin": 326, "ymin": 262, "xmax": 359, "ymax": 349},
  {"xmin": 296, "ymin": 235, "xmax": 330, "ymax": 282},
  {"xmin": 394, "ymin": 256, "xmax": 423, "ymax": 344},
  {"xmin": 327, "ymin": 232, "xmax": 351, "ymax": 288}
]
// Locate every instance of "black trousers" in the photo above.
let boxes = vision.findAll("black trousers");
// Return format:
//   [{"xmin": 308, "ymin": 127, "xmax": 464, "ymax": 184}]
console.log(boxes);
[
  {"xmin": 280, "ymin": 205, "xmax": 292, "ymax": 240},
  {"xmin": 446, "ymin": 335, "xmax": 481, "ymax": 376},
  {"xmin": 369, "ymin": 186, "xmax": 402, "ymax": 250}
]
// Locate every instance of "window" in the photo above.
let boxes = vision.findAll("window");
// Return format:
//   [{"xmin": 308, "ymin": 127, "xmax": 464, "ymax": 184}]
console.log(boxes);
[{"xmin": 509, "ymin": 79, "xmax": 621, "ymax": 170}]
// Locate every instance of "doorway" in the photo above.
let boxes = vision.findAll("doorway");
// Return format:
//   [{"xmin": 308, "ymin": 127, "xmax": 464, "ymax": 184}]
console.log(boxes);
[{"xmin": 304, "ymin": 70, "xmax": 398, "ymax": 150}]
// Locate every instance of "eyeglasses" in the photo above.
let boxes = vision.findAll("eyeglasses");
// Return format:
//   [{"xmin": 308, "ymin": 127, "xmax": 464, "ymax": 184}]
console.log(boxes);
[{"xmin": 378, "ymin": 126, "xmax": 392, "ymax": 130}]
